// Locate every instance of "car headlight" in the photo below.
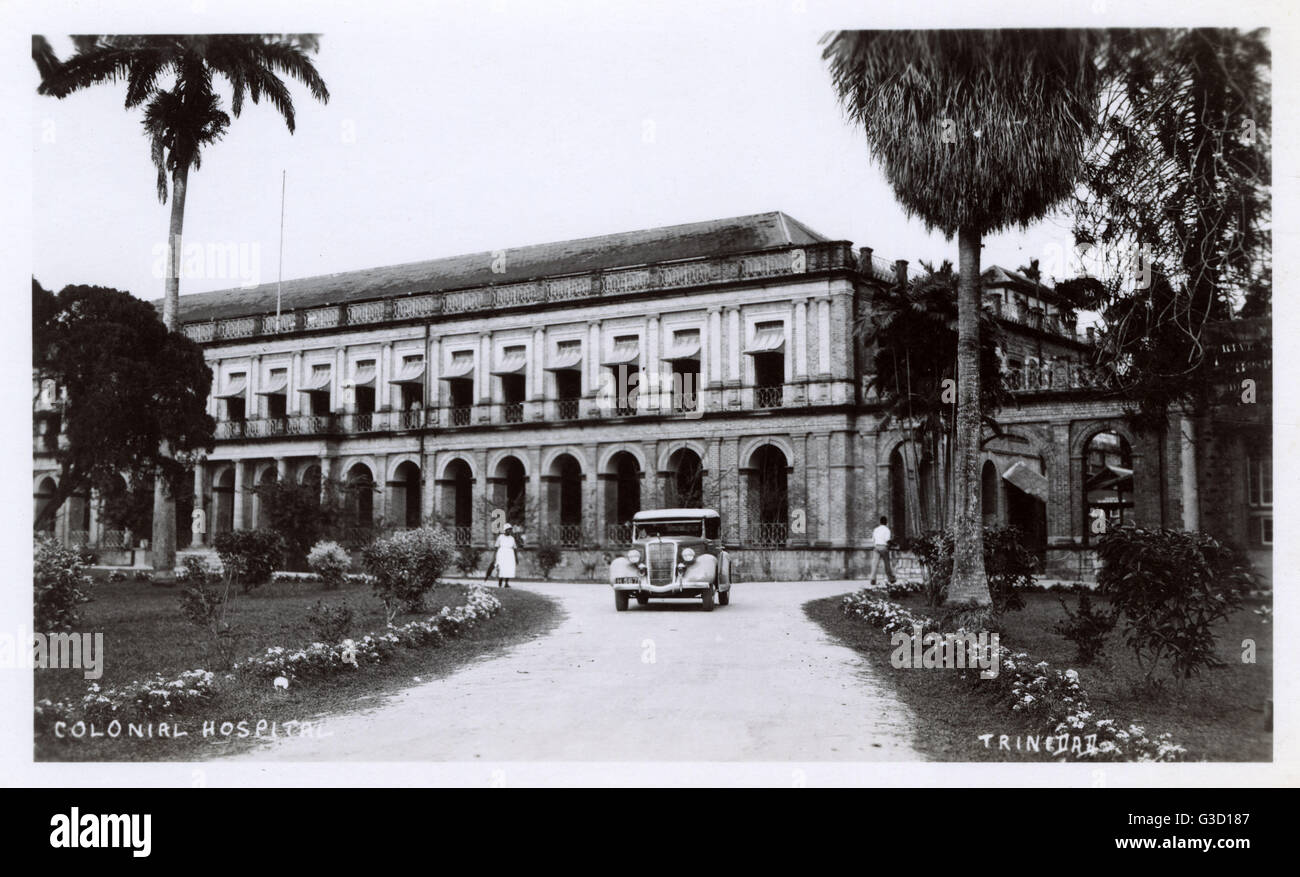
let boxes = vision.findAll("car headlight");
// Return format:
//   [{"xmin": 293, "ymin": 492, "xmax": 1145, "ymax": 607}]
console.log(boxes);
[
  {"xmin": 626, "ymin": 548, "xmax": 641, "ymax": 563},
  {"xmin": 680, "ymin": 548, "xmax": 696, "ymax": 563}
]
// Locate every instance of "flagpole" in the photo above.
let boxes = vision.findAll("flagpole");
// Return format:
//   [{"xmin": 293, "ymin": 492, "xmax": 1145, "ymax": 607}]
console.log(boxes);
[{"xmin": 276, "ymin": 169, "xmax": 286, "ymax": 322}]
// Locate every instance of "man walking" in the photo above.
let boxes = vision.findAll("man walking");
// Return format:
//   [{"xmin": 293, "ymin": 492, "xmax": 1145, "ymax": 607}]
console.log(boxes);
[{"xmin": 870, "ymin": 516, "xmax": 896, "ymax": 586}]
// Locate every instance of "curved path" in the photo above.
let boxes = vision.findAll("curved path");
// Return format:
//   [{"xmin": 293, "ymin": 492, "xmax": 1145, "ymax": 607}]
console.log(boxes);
[{"xmin": 230, "ymin": 580, "xmax": 922, "ymax": 761}]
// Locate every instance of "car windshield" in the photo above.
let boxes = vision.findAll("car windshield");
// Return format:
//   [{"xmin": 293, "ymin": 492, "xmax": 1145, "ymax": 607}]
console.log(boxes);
[{"xmin": 635, "ymin": 520, "xmax": 704, "ymax": 539}]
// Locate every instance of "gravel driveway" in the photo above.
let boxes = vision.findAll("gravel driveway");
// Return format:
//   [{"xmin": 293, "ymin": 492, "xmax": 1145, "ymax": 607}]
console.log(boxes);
[{"xmin": 231, "ymin": 580, "xmax": 922, "ymax": 761}]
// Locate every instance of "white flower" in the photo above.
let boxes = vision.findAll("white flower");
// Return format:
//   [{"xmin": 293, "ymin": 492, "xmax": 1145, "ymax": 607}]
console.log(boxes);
[{"xmin": 273, "ymin": 676, "xmax": 290, "ymax": 690}]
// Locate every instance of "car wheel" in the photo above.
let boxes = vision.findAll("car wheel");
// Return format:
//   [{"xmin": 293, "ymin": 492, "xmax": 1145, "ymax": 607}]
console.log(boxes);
[
  {"xmin": 636, "ymin": 595, "xmax": 649, "ymax": 606},
  {"xmin": 701, "ymin": 586, "xmax": 714, "ymax": 612},
  {"xmin": 718, "ymin": 588, "xmax": 730, "ymax": 606},
  {"xmin": 615, "ymin": 591, "xmax": 629, "ymax": 612}
]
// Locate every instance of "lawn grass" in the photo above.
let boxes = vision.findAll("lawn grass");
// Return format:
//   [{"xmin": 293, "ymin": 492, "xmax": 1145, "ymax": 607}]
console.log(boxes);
[
  {"xmin": 35, "ymin": 572, "xmax": 562, "ymax": 761},
  {"xmin": 804, "ymin": 589, "xmax": 1273, "ymax": 762}
]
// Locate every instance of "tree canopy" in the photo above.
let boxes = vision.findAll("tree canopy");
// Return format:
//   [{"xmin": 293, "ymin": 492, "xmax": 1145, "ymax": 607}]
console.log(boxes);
[{"xmin": 33, "ymin": 280, "xmax": 215, "ymax": 529}]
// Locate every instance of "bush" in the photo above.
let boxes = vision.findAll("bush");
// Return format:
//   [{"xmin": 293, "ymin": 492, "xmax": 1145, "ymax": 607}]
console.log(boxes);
[
  {"xmin": 306, "ymin": 599, "xmax": 354, "ymax": 643},
  {"xmin": 912, "ymin": 526, "xmax": 1036, "ymax": 612},
  {"xmin": 1096, "ymin": 527, "xmax": 1251, "ymax": 681},
  {"xmin": 362, "ymin": 527, "xmax": 456, "ymax": 623},
  {"xmin": 214, "ymin": 529, "xmax": 286, "ymax": 593},
  {"xmin": 307, "ymin": 540, "xmax": 351, "ymax": 589},
  {"xmin": 178, "ymin": 578, "xmax": 238, "ymax": 667},
  {"xmin": 455, "ymin": 544, "xmax": 483, "ymax": 577},
  {"xmin": 1054, "ymin": 591, "xmax": 1117, "ymax": 665},
  {"xmin": 176, "ymin": 555, "xmax": 219, "ymax": 587},
  {"xmin": 34, "ymin": 537, "xmax": 93, "ymax": 631},
  {"xmin": 253, "ymin": 478, "xmax": 342, "ymax": 569},
  {"xmin": 534, "ymin": 544, "xmax": 563, "ymax": 580}
]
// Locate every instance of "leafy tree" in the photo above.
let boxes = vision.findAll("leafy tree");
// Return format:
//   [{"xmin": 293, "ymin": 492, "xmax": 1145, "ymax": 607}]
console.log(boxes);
[
  {"xmin": 254, "ymin": 477, "xmax": 345, "ymax": 569},
  {"xmin": 32, "ymin": 280, "xmax": 214, "ymax": 531},
  {"xmin": 825, "ymin": 30, "xmax": 1101, "ymax": 607},
  {"xmin": 1070, "ymin": 28, "xmax": 1270, "ymax": 428},
  {"xmin": 35, "ymin": 34, "xmax": 330, "ymax": 572}
]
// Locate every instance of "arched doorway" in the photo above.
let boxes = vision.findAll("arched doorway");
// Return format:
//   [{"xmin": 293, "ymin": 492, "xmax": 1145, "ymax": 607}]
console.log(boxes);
[
  {"xmin": 604, "ymin": 451, "xmax": 640, "ymax": 543},
  {"xmin": 256, "ymin": 466, "xmax": 278, "ymax": 529},
  {"xmin": 1083, "ymin": 431, "xmax": 1133, "ymax": 543},
  {"xmin": 665, "ymin": 447, "xmax": 704, "ymax": 508},
  {"xmin": 34, "ymin": 476, "xmax": 57, "ymax": 533},
  {"xmin": 747, "ymin": 445, "xmax": 789, "ymax": 546},
  {"xmin": 344, "ymin": 463, "xmax": 375, "ymax": 529},
  {"xmin": 888, "ymin": 448, "xmax": 908, "ymax": 539},
  {"xmin": 213, "ymin": 467, "xmax": 235, "ymax": 535},
  {"xmin": 440, "ymin": 458, "xmax": 474, "ymax": 544},
  {"xmin": 547, "ymin": 453, "xmax": 583, "ymax": 547},
  {"xmin": 391, "ymin": 461, "xmax": 422, "ymax": 529},
  {"xmin": 981, "ymin": 460, "xmax": 999, "ymax": 527},
  {"xmin": 492, "ymin": 456, "xmax": 527, "ymax": 530}
]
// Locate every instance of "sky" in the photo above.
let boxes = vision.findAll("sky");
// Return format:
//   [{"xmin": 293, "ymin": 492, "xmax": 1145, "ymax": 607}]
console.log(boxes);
[{"xmin": 29, "ymin": 3, "xmax": 1101, "ymax": 306}]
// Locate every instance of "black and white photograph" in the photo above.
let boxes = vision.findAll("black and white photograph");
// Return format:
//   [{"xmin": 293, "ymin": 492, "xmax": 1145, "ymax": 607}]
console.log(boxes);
[{"xmin": 3, "ymin": 0, "xmax": 1295, "ymax": 807}]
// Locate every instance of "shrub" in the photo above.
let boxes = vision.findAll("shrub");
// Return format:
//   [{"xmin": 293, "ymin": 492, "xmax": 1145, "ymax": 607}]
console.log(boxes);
[
  {"xmin": 306, "ymin": 599, "xmax": 354, "ymax": 643},
  {"xmin": 176, "ymin": 555, "xmax": 219, "ymax": 587},
  {"xmin": 362, "ymin": 527, "xmax": 456, "ymax": 623},
  {"xmin": 982, "ymin": 525, "xmax": 1036, "ymax": 613},
  {"xmin": 34, "ymin": 537, "xmax": 93, "ymax": 632},
  {"xmin": 307, "ymin": 540, "xmax": 351, "ymax": 589},
  {"xmin": 1096, "ymin": 527, "xmax": 1251, "ymax": 681},
  {"xmin": 178, "ymin": 579, "xmax": 238, "ymax": 667},
  {"xmin": 1053, "ymin": 591, "xmax": 1117, "ymax": 665},
  {"xmin": 214, "ymin": 529, "xmax": 286, "ymax": 593},
  {"xmin": 253, "ymin": 478, "xmax": 342, "ymax": 569},
  {"xmin": 912, "ymin": 526, "xmax": 1036, "ymax": 612},
  {"xmin": 534, "ymin": 544, "xmax": 563, "ymax": 580},
  {"xmin": 107, "ymin": 570, "xmax": 128, "ymax": 583},
  {"xmin": 455, "ymin": 544, "xmax": 483, "ymax": 577}
]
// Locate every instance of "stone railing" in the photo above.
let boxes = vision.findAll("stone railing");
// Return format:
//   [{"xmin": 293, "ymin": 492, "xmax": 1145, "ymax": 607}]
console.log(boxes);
[
  {"xmin": 1002, "ymin": 362, "xmax": 1117, "ymax": 393},
  {"xmin": 182, "ymin": 241, "xmax": 856, "ymax": 344}
]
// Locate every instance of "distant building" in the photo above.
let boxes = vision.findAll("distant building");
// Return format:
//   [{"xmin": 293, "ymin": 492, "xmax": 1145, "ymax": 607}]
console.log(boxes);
[{"xmin": 33, "ymin": 212, "xmax": 1271, "ymax": 582}]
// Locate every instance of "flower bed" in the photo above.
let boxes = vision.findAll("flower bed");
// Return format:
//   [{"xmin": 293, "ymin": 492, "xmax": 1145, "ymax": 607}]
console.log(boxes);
[
  {"xmin": 35, "ymin": 587, "xmax": 502, "ymax": 733},
  {"xmin": 840, "ymin": 588, "xmax": 1186, "ymax": 762}
]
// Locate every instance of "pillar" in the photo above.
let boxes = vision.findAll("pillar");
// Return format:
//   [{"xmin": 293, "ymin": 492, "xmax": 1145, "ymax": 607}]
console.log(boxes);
[{"xmin": 232, "ymin": 461, "xmax": 246, "ymax": 531}]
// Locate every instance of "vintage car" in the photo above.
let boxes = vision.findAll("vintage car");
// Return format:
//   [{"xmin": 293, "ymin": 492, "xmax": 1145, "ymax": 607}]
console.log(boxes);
[{"xmin": 608, "ymin": 509, "xmax": 733, "ymax": 611}]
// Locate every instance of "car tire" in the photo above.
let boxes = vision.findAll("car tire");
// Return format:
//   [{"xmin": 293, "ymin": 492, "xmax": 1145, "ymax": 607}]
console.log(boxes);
[
  {"xmin": 615, "ymin": 591, "xmax": 629, "ymax": 612},
  {"xmin": 636, "ymin": 595, "xmax": 649, "ymax": 606},
  {"xmin": 701, "ymin": 586, "xmax": 714, "ymax": 612},
  {"xmin": 718, "ymin": 588, "xmax": 730, "ymax": 606}
]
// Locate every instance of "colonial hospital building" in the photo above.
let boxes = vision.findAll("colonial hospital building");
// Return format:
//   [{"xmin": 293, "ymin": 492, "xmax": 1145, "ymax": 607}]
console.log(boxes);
[{"xmin": 33, "ymin": 212, "xmax": 1272, "ymax": 581}]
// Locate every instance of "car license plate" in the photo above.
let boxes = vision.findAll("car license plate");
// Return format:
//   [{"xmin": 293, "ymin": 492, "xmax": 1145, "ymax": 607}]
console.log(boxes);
[{"xmin": 614, "ymin": 577, "xmax": 640, "ymax": 585}]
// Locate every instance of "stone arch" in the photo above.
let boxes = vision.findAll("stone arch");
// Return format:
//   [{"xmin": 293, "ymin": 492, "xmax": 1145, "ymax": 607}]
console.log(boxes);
[
  {"xmin": 540, "ymin": 445, "xmax": 591, "ymax": 477},
  {"xmin": 386, "ymin": 453, "xmax": 423, "ymax": 484},
  {"xmin": 390, "ymin": 459, "xmax": 423, "ymax": 529},
  {"xmin": 487, "ymin": 449, "xmax": 531, "ymax": 479},
  {"xmin": 739, "ymin": 435, "xmax": 796, "ymax": 471},
  {"xmin": 598, "ymin": 443, "xmax": 647, "ymax": 475},
  {"xmin": 655, "ymin": 439, "xmax": 708, "ymax": 473},
  {"xmin": 436, "ymin": 453, "xmax": 479, "ymax": 482}
]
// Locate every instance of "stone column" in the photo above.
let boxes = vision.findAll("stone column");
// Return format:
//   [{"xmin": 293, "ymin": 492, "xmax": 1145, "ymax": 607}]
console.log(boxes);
[
  {"xmin": 374, "ymin": 454, "xmax": 389, "ymax": 528},
  {"xmin": 248, "ymin": 354, "xmax": 260, "ymax": 419},
  {"xmin": 478, "ymin": 333, "xmax": 492, "ymax": 404},
  {"xmin": 193, "ymin": 463, "xmax": 206, "ymax": 547},
  {"xmin": 232, "ymin": 461, "xmax": 246, "ymax": 531},
  {"xmin": 789, "ymin": 434, "xmax": 810, "ymax": 547},
  {"xmin": 380, "ymin": 341, "xmax": 393, "ymax": 411},
  {"xmin": 586, "ymin": 320, "xmax": 601, "ymax": 398},
  {"xmin": 288, "ymin": 351, "xmax": 302, "ymax": 414},
  {"xmin": 583, "ymin": 443, "xmax": 600, "ymax": 546},
  {"xmin": 793, "ymin": 298, "xmax": 808, "ymax": 379},
  {"xmin": 334, "ymin": 348, "xmax": 346, "ymax": 413}
]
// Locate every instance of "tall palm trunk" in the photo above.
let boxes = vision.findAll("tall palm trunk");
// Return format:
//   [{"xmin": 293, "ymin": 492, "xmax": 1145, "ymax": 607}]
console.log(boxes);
[
  {"xmin": 151, "ymin": 165, "xmax": 188, "ymax": 572},
  {"xmin": 946, "ymin": 226, "xmax": 989, "ymax": 605}
]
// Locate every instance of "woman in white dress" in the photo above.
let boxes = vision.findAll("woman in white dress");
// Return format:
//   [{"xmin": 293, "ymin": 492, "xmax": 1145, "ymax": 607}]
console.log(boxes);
[{"xmin": 494, "ymin": 524, "xmax": 518, "ymax": 588}]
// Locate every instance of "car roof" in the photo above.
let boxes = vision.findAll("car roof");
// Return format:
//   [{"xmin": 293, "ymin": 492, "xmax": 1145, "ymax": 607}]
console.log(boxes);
[{"xmin": 632, "ymin": 508, "xmax": 720, "ymax": 521}]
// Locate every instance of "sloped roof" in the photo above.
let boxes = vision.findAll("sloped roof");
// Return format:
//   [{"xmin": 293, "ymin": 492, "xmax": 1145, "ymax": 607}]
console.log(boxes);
[
  {"xmin": 164, "ymin": 211, "xmax": 831, "ymax": 324},
  {"xmin": 982, "ymin": 265, "xmax": 1071, "ymax": 306}
]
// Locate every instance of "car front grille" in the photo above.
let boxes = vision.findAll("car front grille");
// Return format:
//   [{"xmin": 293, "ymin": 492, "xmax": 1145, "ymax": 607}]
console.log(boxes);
[{"xmin": 646, "ymin": 542, "xmax": 676, "ymax": 586}]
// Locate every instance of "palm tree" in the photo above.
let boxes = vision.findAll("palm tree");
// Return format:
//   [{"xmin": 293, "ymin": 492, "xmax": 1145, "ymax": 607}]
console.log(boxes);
[
  {"xmin": 825, "ymin": 30, "xmax": 1100, "ymax": 608},
  {"xmin": 36, "ymin": 35, "xmax": 329, "ymax": 573},
  {"xmin": 857, "ymin": 260, "xmax": 1007, "ymax": 534}
]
